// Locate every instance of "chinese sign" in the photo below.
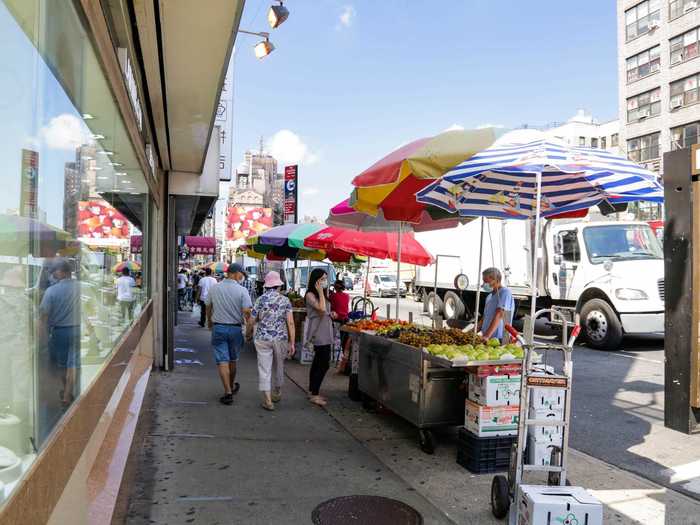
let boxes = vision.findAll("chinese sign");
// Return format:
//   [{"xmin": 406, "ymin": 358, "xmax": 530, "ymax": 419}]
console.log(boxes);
[
  {"xmin": 284, "ymin": 165, "xmax": 298, "ymax": 224},
  {"xmin": 20, "ymin": 149, "xmax": 38, "ymax": 219},
  {"xmin": 216, "ymin": 56, "xmax": 234, "ymax": 181}
]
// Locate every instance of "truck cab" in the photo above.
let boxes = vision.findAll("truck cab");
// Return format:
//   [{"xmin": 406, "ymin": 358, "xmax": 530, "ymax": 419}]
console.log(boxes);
[{"xmin": 547, "ymin": 221, "xmax": 664, "ymax": 350}]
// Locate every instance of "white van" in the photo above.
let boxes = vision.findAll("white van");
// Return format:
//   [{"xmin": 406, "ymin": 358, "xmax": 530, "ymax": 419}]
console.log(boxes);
[{"xmin": 367, "ymin": 272, "xmax": 407, "ymax": 298}]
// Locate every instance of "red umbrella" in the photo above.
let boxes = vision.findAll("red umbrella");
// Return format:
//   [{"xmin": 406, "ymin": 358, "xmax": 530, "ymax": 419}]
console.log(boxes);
[{"xmin": 304, "ymin": 227, "xmax": 433, "ymax": 266}]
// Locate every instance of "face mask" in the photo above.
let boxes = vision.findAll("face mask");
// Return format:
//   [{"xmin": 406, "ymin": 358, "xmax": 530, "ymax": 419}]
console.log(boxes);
[
  {"xmin": 320, "ymin": 279, "xmax": 329, "ymax": 289},
  {"xmin": 482, "ymin": 282, "xmax": 492, "ymax": 293}
]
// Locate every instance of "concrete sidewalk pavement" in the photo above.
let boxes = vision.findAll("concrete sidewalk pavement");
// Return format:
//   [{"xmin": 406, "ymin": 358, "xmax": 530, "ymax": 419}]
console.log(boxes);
[
  {"xmin": 120, "ymin": 312, "xmax": 452, "ymax": 524},
  {"xmin": 120, "ymin": 310, "xmax": 700, "ymax": 524}
]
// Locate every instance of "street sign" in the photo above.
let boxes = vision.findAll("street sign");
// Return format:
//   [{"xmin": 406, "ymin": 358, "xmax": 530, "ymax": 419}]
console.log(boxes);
[{"xmin": 284, "ymin": 165, "xmax": 298, "ymax": 224}]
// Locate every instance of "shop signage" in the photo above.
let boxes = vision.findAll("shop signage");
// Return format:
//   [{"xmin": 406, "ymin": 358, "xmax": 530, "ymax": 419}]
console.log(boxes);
[
  {"xmin": 216, "ymin": 58, "xmax": 234, "ymax": 181},
  {"xmin": 117, "ymin": 48, "xmax": 143, "ymax": 132},
  {"xmin": 284, "ymin": 165, "xmax": 298, "ymax": 224},
  {"xmin": 20, "ymin": 149, "xmax": 38, "ymax": 218}
]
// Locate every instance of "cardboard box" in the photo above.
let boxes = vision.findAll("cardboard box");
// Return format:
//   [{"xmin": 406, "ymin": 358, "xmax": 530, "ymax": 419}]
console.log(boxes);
[
  {"xmin": 527, "ymin": 406, "xmax": 564, "ymax": 442},
  {"xmin": 529, "ymin": 384, "xmax": 566, "ymax": 410},
  {"xmin": 467, "ymin": 363, "xmax": 522, "ymax": 377},
  {"xmin": 527, "ymin": 434, "xmax": 561, "ymax": 466},
  {"xmin": 468, "ymin": 373, "xmax": 521, "ymax": 406},
  {"xmin": 517, "ymin": 485, "xmax": 603, "ymax": 525},
  {"xmin": 464, "ymin": 399, "xmax": 519, "ymax": 437}
]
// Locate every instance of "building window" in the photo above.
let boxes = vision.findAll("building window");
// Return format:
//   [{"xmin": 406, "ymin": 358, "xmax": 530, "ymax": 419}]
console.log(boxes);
[
  {"xmin": 578, "ymin": 136, "xmax": 586, "ymax": 147},
  {"xmin": 670, "ymin": 0, "xmax": 699, "ymax": 20},
  {"xmin": 626, "ymin": 87, "xmax": 662, "ymax": 122},
  {"xmin": 0, "ymin": 0, "xmax": 151, "ymax": 506},
  {"xmin": 670, "ymin": 27, "xmax": 700, "ymax": 65},
  {"xmin": 671, "ymin": 121, "xmax": 700, "ymax": 149},
  {"xmin": 670, "ymin": 73, "xmax": 700, "ymax": 109},
  {"xmin": 627, "ymin": 132, "xmax": 661, "ymax": 162},
  {"xmin": 625, "ymin": 0, "xmax": 661, "ymax": 41},
  {"xmin": 611, "ymin": 133, "xmax": 619, "ymax": 147},
  {"xmin": 626, "ymin": 45, "xmax": 661, "ymax": 83},
  {"xmin": 591, "ymin": 137, "xmax": 599, "ymax": 148},
  {"xmin": 601, "ymin": 137, "xmax": 607, "ymax": 149}
]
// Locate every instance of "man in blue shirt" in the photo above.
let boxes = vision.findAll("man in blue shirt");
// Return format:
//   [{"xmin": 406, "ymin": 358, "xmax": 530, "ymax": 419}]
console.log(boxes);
[
  {"xmin": 39, "ymin": 258, "xmax": 81, "ymax": 408},
  {"xmin": 478, "ymin": 267, "xmax": 515, "ymax": 342}
]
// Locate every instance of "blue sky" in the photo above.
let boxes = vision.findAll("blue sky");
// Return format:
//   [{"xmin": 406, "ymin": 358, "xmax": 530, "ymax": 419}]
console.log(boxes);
[{"xmin": 231, "ymin": 0, "xmax": 619, "ymax": 219}]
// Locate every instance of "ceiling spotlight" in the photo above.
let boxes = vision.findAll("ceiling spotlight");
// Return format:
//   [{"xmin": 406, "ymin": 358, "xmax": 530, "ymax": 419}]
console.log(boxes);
[
  {"xmin": 91, "ymin": 133, "xmax": 105, "ymax": 140},
  {"xmin": 254, "ymin": 37, "xmax": 275, "ymax": 59},
  {"xmin": 82, "ymin": 113, "xmax": 95, "ymax": 120},
  {"xmin": 109, "ymin": 162, "xmax": 122, "ymax": 167},
  {"xmin": 267, "ymin": 2, "xmax": 289, "ymax": 29}
]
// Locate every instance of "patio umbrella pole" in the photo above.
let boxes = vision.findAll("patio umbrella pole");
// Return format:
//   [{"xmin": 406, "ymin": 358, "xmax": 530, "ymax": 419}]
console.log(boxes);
[
  {"xmin": 395, "ymin": 222, "xmax": 402, "ymax": 321},
  {"xmin": 473, "ymin": 217, "xmax": 485, "ymax": 334},
  {"xmin": 528, "ymin": 171, "xmax": 544, "ymax": 345},
  {"xmin": 364, "ymin": 257, "xmax": 371, "ymax": 301}
]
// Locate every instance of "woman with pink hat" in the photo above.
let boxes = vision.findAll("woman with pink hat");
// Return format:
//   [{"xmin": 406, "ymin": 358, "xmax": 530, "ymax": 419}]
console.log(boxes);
[{"xmin": 249, "ymin": 271, "xmax": 295, "ymax": 411}]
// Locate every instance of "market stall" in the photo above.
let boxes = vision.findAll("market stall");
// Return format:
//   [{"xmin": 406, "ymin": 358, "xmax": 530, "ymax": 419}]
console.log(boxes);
[{"xmin": 342, "ymin": 318, "xmax": 524, "ymax": 453}]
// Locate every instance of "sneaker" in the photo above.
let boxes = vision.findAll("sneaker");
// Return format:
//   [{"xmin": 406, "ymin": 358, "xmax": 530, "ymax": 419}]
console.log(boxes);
[
  {"xmin": 220, "ymin": 393, "xmax": 233, "ymax": 405},
  {"xmin": 232, "ymin": 382, "xmax": 240, "ymax": 395}
]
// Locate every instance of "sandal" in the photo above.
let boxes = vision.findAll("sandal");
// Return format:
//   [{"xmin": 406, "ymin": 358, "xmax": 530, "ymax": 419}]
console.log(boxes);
[
  {"xmin": 309, "ymin": 395, "xmax": 327, "ymax": 407},
  {"xmin": 271, "ymin": 392, "xmax": 282, "ymax": 403},
  {"xmin": 261, "ymin": 401, "xmax": 275, "ymax": 411}
]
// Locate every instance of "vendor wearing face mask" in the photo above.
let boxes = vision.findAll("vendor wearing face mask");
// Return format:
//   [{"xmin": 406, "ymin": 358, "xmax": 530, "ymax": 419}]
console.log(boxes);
[{"xmin": 478, "ymin": 267, "xmax": 515, "ymax": 342}]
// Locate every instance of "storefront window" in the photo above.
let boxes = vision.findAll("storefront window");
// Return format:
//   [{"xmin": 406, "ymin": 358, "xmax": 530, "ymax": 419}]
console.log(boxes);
[{"xmin": 0, "ymin": 0, "xmax": 150, "ymax": 505}]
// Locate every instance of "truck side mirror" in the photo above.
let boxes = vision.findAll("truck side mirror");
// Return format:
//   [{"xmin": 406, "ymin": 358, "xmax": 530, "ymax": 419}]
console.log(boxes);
[
  {"xmin": 553, "ymin": 235, "xmax": 563, "ymax": 255},
  {"xmin": 553, "ymin": 254, "xmax": 562, "ymax": 265}
]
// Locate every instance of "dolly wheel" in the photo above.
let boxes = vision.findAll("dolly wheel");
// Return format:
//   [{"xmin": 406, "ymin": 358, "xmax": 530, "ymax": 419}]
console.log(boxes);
[
  {"xmin": 491, "ymin": 475, "xmax": 510, "ymax": 519},
  {"xmin": 418, "ymin": 429, "xmax": 435, "ymax": 454}
]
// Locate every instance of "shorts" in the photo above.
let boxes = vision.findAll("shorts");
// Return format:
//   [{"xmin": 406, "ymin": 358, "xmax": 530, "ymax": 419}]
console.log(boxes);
[
  {"xmin": 49, "ymin": 325, "xmax": 81, "ymax": 369},
  {"xmin": 211, "ymin": 324, "xmax": 243, "ymax": 364}
]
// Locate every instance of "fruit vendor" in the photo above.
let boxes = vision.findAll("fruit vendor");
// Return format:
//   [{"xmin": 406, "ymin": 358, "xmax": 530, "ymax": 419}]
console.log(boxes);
[{"xmin": 478, "ymin": 267, "xmax": 515, "ymax": 343}]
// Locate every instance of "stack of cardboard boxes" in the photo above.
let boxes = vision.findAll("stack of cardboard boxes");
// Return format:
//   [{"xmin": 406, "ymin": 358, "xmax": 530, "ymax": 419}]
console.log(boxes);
[
  {"xmin": 526, "ymin": 374, "xmax": 566, "ymax": 466},
  {"xmin": 458, "ymin": 363, "xmax": 521, "ymax": 473}
]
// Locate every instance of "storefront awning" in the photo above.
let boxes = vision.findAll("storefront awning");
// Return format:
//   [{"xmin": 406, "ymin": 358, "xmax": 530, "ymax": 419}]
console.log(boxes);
[{"xmin": 184, "ymin": 236, "xmax": 216, "ymax": 255}]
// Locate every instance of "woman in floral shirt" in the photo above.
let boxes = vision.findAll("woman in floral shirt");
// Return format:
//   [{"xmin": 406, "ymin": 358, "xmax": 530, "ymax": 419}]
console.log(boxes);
[{"xmin": 251, "ymin": 271, "xmax": 295, "ymax": 411}]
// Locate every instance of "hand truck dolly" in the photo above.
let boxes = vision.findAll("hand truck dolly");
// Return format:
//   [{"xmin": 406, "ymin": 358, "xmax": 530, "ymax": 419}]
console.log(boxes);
[{"xmin": 490, "ymin": 308, "xmax": 581, "ymax": 523}]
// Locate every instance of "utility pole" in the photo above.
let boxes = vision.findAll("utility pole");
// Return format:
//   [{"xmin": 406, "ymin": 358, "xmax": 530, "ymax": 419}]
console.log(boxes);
[{"xmin": 663, "ymin": 147, "xmax": 700, "ymax": 434}]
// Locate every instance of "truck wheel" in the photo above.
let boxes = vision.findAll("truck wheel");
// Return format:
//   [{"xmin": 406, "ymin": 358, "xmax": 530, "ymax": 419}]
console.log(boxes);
[
  {"xmin": 427, "ymin": 292, "xmax": 444, "ymax": 318},
  {"xmin": 580, "ymin": 298, "xmax": 623, "ymax": 351},
  {"xmin": 443, "ymin": 291, "xmax": 465, "ymax": 320},
  {"xmin": 413, "ymin": 287, "xmax": 423, "ymax": 303}
]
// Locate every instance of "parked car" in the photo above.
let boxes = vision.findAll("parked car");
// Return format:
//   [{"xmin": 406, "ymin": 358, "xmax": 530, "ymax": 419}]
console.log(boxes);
[{"xmin": 367, "ymin": 272, "xmax": 406, "ymax": 298}]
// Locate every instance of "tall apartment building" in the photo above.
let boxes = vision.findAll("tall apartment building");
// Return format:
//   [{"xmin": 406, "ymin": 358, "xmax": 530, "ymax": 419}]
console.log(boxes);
[{"xmin": 617, "ymin": 0, "xmax": 700, "ymax": 180}]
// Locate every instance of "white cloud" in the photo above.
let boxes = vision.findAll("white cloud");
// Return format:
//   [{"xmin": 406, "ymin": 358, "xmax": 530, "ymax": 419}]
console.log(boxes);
[
  {"xmin": 443, "ymin": 124, "xmax": 465, "ymax": 132},
  {"xmin": 267, "ymin": 129, "xmax": 319, "ymax": 166},
  {"xmin": 302, "ymin": 187, "xmax": 320, "ymax": 197},
  {"xmin": 40, "ymin": 113, "xmax": 89, "ymax": 150},
  {"xmin": 337, "ymin": 5, "xmax": 355, "ymax": 29},
  {"xmin": 476, "ymin": 123, "xmax": 505, "ymax": 130}
]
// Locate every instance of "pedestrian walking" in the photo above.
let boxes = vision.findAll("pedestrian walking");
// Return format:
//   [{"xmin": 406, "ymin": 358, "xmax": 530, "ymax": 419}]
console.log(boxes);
[
  {"xmin": 329, "ymin": 279, "xmax": 351, "ymax": 373},
  {"xmin": 177, "ymin": 268, "xmax": 187, "ymax": 310},
  {"xmin": 249, "ymin": 271, "xmax": 295, "ymax": 411},
  {"xmin": 304, "ymin": 268, "xmax": 334, "ymax": 407},
  {"xmin": 240, "ymin": 271, "xmax": 257, "ymax": 303},
  {"xmin": 39, "ymin": 258, "xmax": 81, "ymax": 409},
  {"xmin": 205, "ymin": 263, "xmax": 252, "ymax": 405},
  {"xmin": 197, "ymin": 268, "xmax": 217, "ymax": 327},
  {"xmin": 115, "ymin": 267, "xmax": 136, "ymax": 322}
]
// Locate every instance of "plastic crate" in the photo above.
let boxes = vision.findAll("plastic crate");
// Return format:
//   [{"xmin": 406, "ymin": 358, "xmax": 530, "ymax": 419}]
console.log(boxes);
[{"xmin": 456, "ymin": 428, "xmax": 516, "ymax": 474}]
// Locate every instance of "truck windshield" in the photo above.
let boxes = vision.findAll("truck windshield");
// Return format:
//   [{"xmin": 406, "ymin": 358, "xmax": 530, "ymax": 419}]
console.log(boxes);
[
  {"xmin": 379, "ymin": 275, "xmax": 396, "ymax": 283},
  {"xmin": 583, "ymin": 224, "xmax": 663, "ymax": 262}
]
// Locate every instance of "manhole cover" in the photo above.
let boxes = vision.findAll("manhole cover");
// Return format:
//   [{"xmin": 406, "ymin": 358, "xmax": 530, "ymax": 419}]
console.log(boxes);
[{"xmin": 312, "ymin": 495, "xmax": 423, "ymax": 525}]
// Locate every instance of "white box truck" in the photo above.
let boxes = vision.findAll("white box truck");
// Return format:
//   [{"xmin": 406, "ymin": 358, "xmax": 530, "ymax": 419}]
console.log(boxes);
[{"xmin": 414, "ymin": 218, "xmax": 664, "ymax": 350}]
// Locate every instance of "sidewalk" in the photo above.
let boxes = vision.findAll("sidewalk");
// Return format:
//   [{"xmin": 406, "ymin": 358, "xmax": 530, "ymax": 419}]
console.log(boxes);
[
  {"xmin": 120, "ymin": 312, "xmax": 452, "ymax": 524},
  {"xmin": 120, "ymin": 311, "xmax": 700, "ymax": 525}
]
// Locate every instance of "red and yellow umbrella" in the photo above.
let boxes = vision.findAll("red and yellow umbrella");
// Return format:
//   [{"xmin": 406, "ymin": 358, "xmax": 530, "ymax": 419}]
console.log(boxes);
[{"xmin": 350, "ymin": 127, "xmax": 501, "ymax": 223}]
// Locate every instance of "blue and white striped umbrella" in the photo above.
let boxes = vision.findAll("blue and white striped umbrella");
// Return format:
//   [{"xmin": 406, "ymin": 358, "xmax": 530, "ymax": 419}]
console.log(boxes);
[{"xmin": 416, "ymin": 130, "xmax": 664, "ymax": 219}]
